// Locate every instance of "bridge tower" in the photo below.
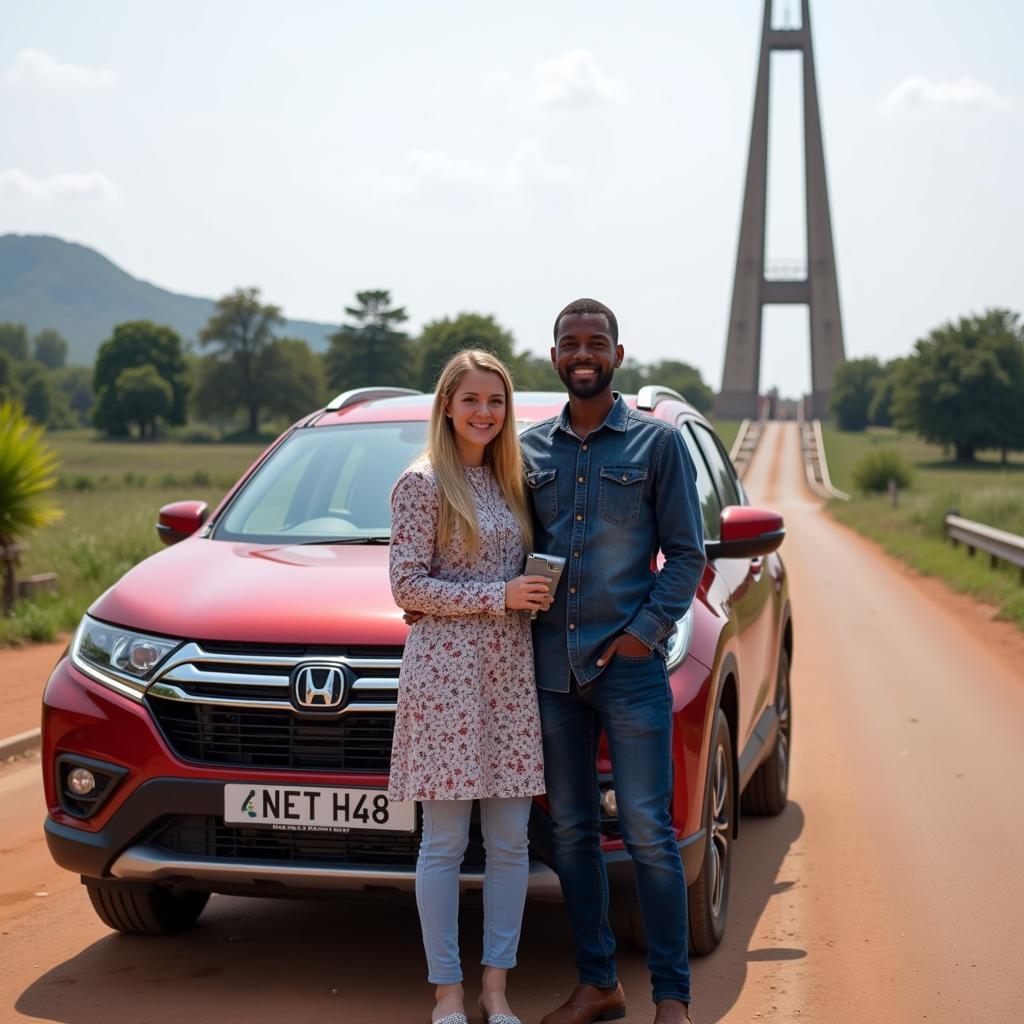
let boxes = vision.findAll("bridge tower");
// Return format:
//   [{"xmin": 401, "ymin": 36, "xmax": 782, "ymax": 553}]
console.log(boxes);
[{"xmin": 715, "ymin": 0, "xmax": 846, "ymax": 420}]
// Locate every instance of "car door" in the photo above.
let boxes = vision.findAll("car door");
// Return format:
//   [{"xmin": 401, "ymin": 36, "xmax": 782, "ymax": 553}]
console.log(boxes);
[{"xmin": 683, "ymin": 421, "xmax": 777, "ymax": 753}]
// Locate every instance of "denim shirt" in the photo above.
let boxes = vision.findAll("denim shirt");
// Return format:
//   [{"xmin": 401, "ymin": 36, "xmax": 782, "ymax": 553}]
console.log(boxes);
[{"xmin": 519, "ymin": 394, "xmax": 706, "ymax": 692}]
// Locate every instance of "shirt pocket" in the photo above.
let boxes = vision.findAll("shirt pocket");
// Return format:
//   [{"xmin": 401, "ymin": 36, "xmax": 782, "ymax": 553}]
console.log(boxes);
[
  {"xmin": 526, "ymin": 467, "xmax": 558, "ymax": 528},
  {"xmin": 599, "ymin": 464, "xmax": 648, "ymax": 525}
]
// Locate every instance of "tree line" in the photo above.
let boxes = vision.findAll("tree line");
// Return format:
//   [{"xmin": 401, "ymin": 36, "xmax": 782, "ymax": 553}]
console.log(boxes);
[
  {"xmin": 0, "ymin": 288, "xmax": 714, "ymax": 440},
  {"xmin": 829, "ymin": 308, "xmax": 1024, "ymax": 462},
  {"xmin": 0, "ymin": 323, "xmax": 92, "ymax": 429}
]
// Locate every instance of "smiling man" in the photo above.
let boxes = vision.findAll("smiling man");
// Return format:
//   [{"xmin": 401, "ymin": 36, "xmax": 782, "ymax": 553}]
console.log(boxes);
[{"xmin": 519, "ymin": 298, "xmax": 706, "ymax": 1024}]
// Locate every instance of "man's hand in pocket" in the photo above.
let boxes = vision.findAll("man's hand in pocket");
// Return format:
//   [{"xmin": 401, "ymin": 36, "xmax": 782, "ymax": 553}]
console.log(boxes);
[{"xmin": 596, "ymin": 633, "xmax": 651, "ymax": 667}]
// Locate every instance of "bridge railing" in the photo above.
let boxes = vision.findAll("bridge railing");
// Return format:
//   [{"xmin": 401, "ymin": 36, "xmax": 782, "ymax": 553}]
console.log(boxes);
[
  {"xmin": 798, "ymin": 417, "xmax": 850, "ymax": 500},
  {"xmin": 944, "ymin": 513, "xmax": 1024, "ymax": 583},
  {"xmin": 729, "ymin": 410, "xmax": 768, "ymax": 480}
]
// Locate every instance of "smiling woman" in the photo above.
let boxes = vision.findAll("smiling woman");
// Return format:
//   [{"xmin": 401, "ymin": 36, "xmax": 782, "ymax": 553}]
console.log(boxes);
[{"xmin": 386, "ymin": 348, "xmax": 551, "ymax": 1023}]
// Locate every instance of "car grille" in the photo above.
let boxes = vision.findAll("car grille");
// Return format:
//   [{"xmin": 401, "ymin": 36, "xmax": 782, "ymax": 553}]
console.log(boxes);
[
  {"xmin": 149, "ymin": 814, "xmax": 487, "ymax": 870},
  {"xmin": 144, "ymin": 642, "xmax": 401, "ymax": 772}
]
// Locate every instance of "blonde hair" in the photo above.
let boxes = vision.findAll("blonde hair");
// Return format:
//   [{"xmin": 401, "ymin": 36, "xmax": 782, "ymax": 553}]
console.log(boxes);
[{"xmin": 424, "ymin": 349, "xmax": 533, "ymax": 555}]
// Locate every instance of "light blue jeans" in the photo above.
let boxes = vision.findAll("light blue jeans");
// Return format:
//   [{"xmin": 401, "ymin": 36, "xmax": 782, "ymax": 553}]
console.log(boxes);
[{"xmin": 415, "ymin": 797, "xmax": 533, "ymax": 985}]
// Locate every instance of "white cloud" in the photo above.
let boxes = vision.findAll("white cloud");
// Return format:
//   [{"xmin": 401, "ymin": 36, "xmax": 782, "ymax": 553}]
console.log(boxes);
[
  {"xmin": 368, "ymin": 141, "xmax": 575, "ymax": 202},
  {"xmin": 5, "ymin": 49, "xmax": 117, "ymax": 92},
  {"xmin": 0, "ymin": 169, "xmax": 119, "ymax": 202},
  {"xmin": 535, "ymin": 50, "xmax": 624, "ymax": 109},
  {"xmin": 879, "ymin": 76, "xmax": 1010, "ymax": 115}
]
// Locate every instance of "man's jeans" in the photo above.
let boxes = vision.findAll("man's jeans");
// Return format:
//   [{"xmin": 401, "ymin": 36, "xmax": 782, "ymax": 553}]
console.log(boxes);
[{"xmin": 538, "ymin": 653, "xmax": 691, "ymax": 1005}]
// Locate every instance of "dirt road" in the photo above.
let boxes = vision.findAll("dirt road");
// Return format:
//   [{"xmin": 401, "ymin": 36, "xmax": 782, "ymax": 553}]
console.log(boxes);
[
  {"xmin": 0, "ymin": 639, "xmax": 66, "ymax": 738},
  {"xmin": 1, "ymin": 422, "xmax": 1022, "ymax": 1023}
]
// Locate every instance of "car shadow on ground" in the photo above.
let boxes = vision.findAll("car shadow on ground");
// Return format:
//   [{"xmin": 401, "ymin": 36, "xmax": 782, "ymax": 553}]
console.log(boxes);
[{"xmin": 17, "ymin": 803, "xmax": 804, "ymax": 1024}]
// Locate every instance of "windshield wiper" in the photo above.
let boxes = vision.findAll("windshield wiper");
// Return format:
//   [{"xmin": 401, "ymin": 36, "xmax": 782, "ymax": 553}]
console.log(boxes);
[{"xmin": 299, "ymin": 535, "xmax": 391, "ymax": 545}]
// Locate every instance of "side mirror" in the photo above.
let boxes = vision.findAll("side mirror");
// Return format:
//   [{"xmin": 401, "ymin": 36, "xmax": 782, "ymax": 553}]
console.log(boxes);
[
  {"xmin": 157, "ymin": 500, "xmax": 209, "ymax": 546},
  {"xmin": 705, "ymin": 505, "xmax": 785, "ymax": 560}
]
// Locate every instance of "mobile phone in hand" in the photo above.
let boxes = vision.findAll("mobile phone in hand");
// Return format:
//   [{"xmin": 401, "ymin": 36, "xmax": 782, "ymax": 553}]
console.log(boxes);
[{"xmin": 523, "ymin": 552, "xmax": 567, "ymax": 619}]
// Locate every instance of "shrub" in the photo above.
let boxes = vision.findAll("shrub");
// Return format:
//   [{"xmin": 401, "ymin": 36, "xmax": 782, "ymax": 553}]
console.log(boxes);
[{"xmin": 852, "ymin": 449, "xmax": 914, "ymax": 494}]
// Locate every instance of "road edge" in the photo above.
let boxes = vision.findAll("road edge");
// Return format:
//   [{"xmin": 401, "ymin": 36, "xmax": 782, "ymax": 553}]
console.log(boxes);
[{"xmin": 1, "ymin": 727, "xmax": 41, "ymax": 760}]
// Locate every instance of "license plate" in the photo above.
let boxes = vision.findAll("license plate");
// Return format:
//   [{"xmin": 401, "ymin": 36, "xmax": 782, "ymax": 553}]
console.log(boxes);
[{"xmin": 223, "ymin": 784, "xmax": 416, "ymax": 833}]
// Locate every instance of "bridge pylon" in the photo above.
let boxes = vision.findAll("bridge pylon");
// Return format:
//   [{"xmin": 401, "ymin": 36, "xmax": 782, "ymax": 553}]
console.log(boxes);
[{"xmin": 715, "ymin": 0, "xmax": 846, "ymax": 421}]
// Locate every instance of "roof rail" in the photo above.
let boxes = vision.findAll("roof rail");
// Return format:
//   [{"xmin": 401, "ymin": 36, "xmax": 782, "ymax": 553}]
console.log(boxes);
[
  {"xmin": 325, "ymin": 387, "xmax": 422, "ymax": 412},
  {"xmin": 635, "ymin": 385, "xmax": 687, "ymax": 411}
]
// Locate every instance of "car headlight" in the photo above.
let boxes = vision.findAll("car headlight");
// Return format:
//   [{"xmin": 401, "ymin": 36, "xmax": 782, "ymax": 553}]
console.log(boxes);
[
  {"xmin": 665, "ymin": 607, "xmax": 695, "ymax": 672},
  {"xmin": 70, "ymin": 614, "xmax": 181, "ymax": 702}
]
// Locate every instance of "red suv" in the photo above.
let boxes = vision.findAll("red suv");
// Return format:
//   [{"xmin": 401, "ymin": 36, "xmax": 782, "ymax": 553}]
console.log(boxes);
[{"xmin": 42, "ymin": 385, "xmax": 792, "ymax": 953}]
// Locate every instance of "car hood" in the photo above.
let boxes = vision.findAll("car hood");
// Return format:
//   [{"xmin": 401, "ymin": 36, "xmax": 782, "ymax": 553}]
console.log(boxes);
[{"xmin": 89, "ymin": 537, "xmax": 409, "ymax": 646}]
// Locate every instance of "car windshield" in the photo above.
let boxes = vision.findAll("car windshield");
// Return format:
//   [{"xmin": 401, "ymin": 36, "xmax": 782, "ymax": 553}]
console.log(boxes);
[{"xmin": 213, "ymin": 421, "xmax": 428, "ymax": 544}]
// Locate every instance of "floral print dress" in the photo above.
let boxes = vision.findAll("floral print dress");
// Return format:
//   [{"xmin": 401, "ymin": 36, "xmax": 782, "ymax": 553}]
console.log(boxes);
[{"xmin": 387, "ymin": 460, "xmax": 546, "ymax": 802}]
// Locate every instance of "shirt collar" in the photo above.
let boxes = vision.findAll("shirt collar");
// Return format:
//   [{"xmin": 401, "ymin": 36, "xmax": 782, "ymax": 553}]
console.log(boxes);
[{"xmin": 548, "ymin": 392, "xmax": 628, "ymax": 439}]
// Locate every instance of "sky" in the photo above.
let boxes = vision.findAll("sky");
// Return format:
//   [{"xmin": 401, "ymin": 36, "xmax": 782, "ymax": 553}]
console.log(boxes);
[{"xmin": 1, "ymin": 0, "xmax": 1021, "ymax": 398}]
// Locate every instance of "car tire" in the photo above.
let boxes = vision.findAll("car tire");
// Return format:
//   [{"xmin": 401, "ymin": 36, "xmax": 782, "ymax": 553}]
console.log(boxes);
[
  {"xmin": 85, "ymin": 881, "xmax": 210, "ymax": 935},
  {"xmin": 742, "ymin": 647, "xmax": 791, "ymax": 817},
  {"xmin": 687, "ymin": 707, "xmax": 734, "ymax": 955}
]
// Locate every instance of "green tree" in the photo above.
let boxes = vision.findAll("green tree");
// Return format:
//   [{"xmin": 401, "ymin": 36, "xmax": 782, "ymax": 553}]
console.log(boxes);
[
  {"xmin": 867, "ymin": 357, "xmax": 906, "ymax": 427},
  {"xmin": 415, "ymin": 314, "xmax": 515, "ymax": 391},
  {"xmin": 199, "ymin": 288, "xmax": 284, "ymax": 434},
  {"xmin": 93, "ymin": 322, "xmax": 188, "ymax": 437},
  {"xmin": 892, "ymin": 309, "xmax": 1024, "ymax": 462},
  {"xmin": 613, "ymin": 358, "xmax": 646, "ymax": 394},
  {"xmin": 52, "ymin": 366, "xmax": 94, "ymax": 426},
  {"xmin": 829, "ymin": 357, "xmax": 884, "ymax": 431},
  {"xmin": 32, "ymin": 329, "xmax": 68, "ymax": 369},
  {"xmin": 644, "ymin": 359, "xmax": 714, "ymax": 413},
  {"xmin": 509, "ymin": 351, "xmax": 555, "ymax": 391},
  {"xmin": 115, "ymin": 364, "xmax": 173, "ymax": 438},
  {"xmin": 259, "ymin": 338, "xmax": 325, "ymax": 420},
  {"xmin": 326, "ymin": 290, "xmax": 414, "ymax": 391},
  {"xmin": 0, "ymin": 323, "xmax": 29, "ymax": 363},
  {"xmin": 18, "ymin": 362, "xmax": 52, "ymax": 426},
  {"xmin": 0, "ymin": 350, "xmax": 14, "ymax": 403},
  {"xmin": 193, "ymin": 337, "xmax": 324, "ymax": 431},
  {"xmin": 0, "ymin": 400, "xmax": 62, "ymax": 613}
]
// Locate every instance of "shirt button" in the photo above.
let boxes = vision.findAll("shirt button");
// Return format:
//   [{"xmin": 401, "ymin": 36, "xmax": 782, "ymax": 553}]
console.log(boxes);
[
  {"xmin": 577, "ymin": 476, "xmax": 585, "ymax": 483},
  {"xmin": 576, "ymin": 514, "xmax": 583, "ymax": 521},
  {"xmin": 569, "ymin": 587, "xmax": 576, "ymax": 594},
  {"xmin": 569, "ymin": 623, "xmax": 576, "ymax": 630},
  {"xmin": 582, "ymin": 444, "xmax": 588, "ymax": 451},
  {"xmin": 621, "ymin": 474, "xmax": 628, "ymax": 481},
  {"xmin": 573, "ymin": 551, "xmax": 580, "ymax": 557}
]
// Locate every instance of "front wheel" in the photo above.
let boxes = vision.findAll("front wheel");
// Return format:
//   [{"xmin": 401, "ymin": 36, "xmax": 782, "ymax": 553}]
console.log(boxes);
[
  {"xmin": 688, "ymin": 708, "xmax": 734, "ymax": 954},
  {"xmin": 85, "ymin": 881, "xmax": 210, "ymax": 935}
]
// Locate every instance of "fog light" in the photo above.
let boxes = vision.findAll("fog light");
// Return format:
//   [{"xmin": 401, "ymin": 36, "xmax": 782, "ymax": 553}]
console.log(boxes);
[
  {"xmin": 67, "ymin": 767, "xmax": 96, "ymax": 796},
  {"xmin": 600, "ymin": 788, "xmax": 618, "ymax": 817}
]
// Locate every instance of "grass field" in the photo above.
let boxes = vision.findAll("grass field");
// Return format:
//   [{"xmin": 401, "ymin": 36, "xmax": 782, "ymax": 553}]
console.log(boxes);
[
  {"xmin": 1, "ymin": 431, "xmax": 265, "ymax": 647},
  {"xmin": 820, "ymin": 426, "xmax": 1024, "ymax": 630}
]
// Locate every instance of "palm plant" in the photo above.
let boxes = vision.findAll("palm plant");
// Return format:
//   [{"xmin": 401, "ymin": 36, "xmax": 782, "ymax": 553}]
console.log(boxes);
[{"xmin": 0, "ymin": 400, "xmax": 62, "ymax": 614}]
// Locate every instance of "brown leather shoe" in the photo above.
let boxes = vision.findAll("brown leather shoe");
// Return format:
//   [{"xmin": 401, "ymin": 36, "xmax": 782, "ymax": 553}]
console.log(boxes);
[
  {"xmin": 539, "ymin": 982, "xmax": 626, "ymax": 1024},
  {"xmin": 653, "ymin": 998, "xmax": 692, "ymax": 1023}
]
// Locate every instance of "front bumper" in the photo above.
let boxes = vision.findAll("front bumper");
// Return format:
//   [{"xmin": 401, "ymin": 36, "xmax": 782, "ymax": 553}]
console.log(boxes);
[
  {"xmin": 44, "ymin": 777, "xmax": 568, "ymax": 897},
  {"xmin": 46, "ymin": 776, "xmax": 706, "ymax": 900}
]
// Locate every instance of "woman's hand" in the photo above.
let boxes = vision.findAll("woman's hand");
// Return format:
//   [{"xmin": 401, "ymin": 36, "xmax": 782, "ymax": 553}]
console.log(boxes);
[{"xmin": 505, "ymin": 575, "xmax": 554, "ymax": 612}]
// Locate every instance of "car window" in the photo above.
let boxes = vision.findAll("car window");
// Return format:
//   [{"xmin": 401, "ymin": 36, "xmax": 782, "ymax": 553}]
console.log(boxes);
[
  {"xmin": 690, "ymin": 422, "xmax": 742, "ymax": 509},
  {"xmin": 215, "ymin": 422, "xmax": 428, "ymax": 543},
  {"xmin": 678, "ymin": 422, "xmax": 722, "ymax": 542}
]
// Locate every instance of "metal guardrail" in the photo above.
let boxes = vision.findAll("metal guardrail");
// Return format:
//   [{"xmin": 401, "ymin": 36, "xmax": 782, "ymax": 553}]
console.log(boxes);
[
  {"xmin": 945, "ymin": 514, "xmax": 1024, "ymax": 583},
  {"xmin": 728, "ymin": 417, "xmax": 764, "ymax": 480},
  {"xmin": 798, "ymin": 418, "xmax": 850, "ymax": 500}
]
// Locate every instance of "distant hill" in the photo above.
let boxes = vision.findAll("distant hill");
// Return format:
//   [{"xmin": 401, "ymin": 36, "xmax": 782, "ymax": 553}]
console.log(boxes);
[{"xmin": 0, "ymin": 234, "xmax": 336, "ymax": 365}]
